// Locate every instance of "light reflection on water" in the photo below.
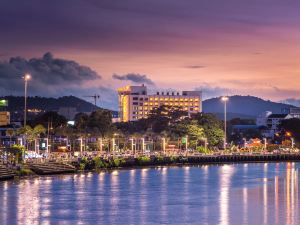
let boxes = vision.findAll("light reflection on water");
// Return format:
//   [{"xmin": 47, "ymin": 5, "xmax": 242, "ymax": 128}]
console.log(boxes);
[{"xmin": 0, "ymin": 163, "xmax": 300, "ymax": 225}]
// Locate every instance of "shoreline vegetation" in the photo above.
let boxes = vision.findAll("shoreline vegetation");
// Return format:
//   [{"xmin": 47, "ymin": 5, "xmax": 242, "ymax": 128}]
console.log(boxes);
[{"xmin": 5, "ymin": 153, "xmax": 300, "ymax": 180}]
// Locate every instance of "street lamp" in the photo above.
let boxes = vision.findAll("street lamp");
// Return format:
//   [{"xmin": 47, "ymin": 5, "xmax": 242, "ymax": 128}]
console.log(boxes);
[
  {"xmin": 221, "ymin": 96, "xmax": 229, "ymax": 149},
  {"xmin": 23, "ymin": 74, "xmax": 31, "ymax": 127}
]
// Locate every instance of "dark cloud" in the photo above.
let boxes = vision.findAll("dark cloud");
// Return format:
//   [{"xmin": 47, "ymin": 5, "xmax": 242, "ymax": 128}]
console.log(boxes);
[
  {"xmin": 0, "ymin": 53, "xmax": 115, "ymax": 105},
  {"xmin": 0, "ymin": 52, "xmax": 100, "ymax": 83},
  {"xmin": 112, "ymin": 73, "xmax": 154, "ymax": 85},
  {"xmin": 184, "ymin": 65, "xmax": 206, "ymax": 69}
]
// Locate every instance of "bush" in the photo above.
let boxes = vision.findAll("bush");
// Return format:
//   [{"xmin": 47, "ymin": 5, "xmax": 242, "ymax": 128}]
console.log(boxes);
[
  {"xmin": 155, "ymin": 155, "xmax": 164, "ymax": 163},
  {"xmin": 16, "ymin": 168, "xmax": 34, "ymax": 176},
  {"xmin": 79, "ymin": 163, "xmax": 86, "ymax": 170},
  {"xmin": 137, "ymin": 156, "xmax": 151, "ymax": 165},
  {"xmin": 110, "ymin": 158, "xmax": 126, "ymax": 167},
  {"xmin": 196, "ymin": 146, "xmax": 211, "ymax": 154},
  {"xmin": 93, "ymin": 157, "xmax": 108, "ymax": 169},
  {"xmin": 170, "ymin": 155, "xmax": 179, "ymax": 163}
]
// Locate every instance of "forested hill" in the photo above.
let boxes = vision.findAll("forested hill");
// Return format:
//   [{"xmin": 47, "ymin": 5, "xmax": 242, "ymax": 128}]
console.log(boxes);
[
  {"xmin": 203, "ymin": 95, "xmax": 296, "ymax": 117},
  {"xmin": 0, "ymin": 96, "xmax": 99, "ymax": 112}
]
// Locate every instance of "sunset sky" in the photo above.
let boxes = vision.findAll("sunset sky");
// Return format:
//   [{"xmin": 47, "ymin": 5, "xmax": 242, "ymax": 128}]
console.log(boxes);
[{"xmin": 1, "ymin": 0, "xmax": 300, "ymax": 109}]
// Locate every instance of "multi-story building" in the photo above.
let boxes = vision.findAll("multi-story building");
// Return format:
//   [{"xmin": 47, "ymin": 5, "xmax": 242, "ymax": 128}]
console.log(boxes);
[{"xmin": 118, "ymin": 85, "xmax": 202, "ymax": 122}]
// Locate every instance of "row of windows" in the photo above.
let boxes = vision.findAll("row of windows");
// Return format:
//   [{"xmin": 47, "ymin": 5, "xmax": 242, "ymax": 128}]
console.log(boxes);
[
  {"xmin": 133, "ymin": 102, "xmax": 199, "ymax": 106},
  {"xmin": 144, "ymin": 102, "xmax": 199, "ymax": 106},
  {"xmin": 132, "ymin": 97, "xmax": 199, "ymax": 102},
  {"xmin": 132, "ymin": 107, "xmax": 199, "ymax": 112}
]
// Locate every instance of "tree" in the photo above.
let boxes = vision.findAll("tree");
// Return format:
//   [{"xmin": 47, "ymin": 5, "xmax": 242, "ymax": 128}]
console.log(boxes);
[
  {"xmin": 75, "ymin": 113, "xmax": 89, "ymax": 132},
  {"xmin": 186, "ymin": 120, "xmax": 205, "ymax": 149},
  {"xmin": 32, "ymin": 111, "xmax": 67, "ymax": 128},
  {"xmin": 17, "ymin": 124, "xmax": 46, "ymax": 149},
  {"xmin": 148, "ymin": 105, "xmax": 188, "ymax": 133},
  {"xmin": 192, "ymin": 113, "xmax": 224, "ymax": 147},
  {"xmin": 87, "ymin": 110, "xmax": 115, "ymax": 137},
  {"xmin": 6, "ymin": 128, "xmax": 15, "ymax": 146},
  {"xmin": 280, "ymin": 118, "xmax": 300, "ymax": 144}
]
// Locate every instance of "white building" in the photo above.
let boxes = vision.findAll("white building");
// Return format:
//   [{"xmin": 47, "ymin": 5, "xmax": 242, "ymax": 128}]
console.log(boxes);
[
  {"xmin": 256, "ymin": 111, "xmax": 272, "ymax": 127},
  {"xmin": 118, "ymin": 85, "xmax": 202, "ymax": 122},
  {"xmin": 257, "ymin": 110, "xmax": 300, "ymax": 138}
]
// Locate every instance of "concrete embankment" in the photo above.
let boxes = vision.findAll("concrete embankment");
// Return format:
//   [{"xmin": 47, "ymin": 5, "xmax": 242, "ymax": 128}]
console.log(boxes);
[
  {"xmin": 184, "ymin": 154, "xmax": 300, "ymax": 164},
  {"xmin": 1, "ymin": 154, "xmax": 300, "ymax": 181}
]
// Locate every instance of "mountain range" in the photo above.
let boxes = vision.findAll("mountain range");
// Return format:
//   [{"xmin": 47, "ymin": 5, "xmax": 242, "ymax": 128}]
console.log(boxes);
[
  {"xmin": 203, "ymin": 95, "xmax": 295, "ymax": 119},
  {"xmin": 0, "ymin": 95, "xmax": 297, "ymax": 120}
]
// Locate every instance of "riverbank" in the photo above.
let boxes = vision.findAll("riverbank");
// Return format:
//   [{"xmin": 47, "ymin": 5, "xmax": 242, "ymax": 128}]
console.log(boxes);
[{"xmin": 2, "ymin": 153, "xmax": 300, "ymax": 181}]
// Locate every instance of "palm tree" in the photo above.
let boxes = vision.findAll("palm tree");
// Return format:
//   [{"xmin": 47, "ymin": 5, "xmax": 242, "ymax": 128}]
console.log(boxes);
[
  {"xmin": 5, "ymin": 128, "xmax": 15, "ymax": 146},
  {"xmin": 17, "ymin": 124, "xmax": 46, "ymax": 150}
]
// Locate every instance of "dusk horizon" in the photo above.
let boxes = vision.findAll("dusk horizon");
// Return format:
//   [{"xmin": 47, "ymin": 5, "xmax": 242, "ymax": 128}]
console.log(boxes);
[{"xmin": 2, "ymin": 1, "xmax": 300, "ymax": 225}]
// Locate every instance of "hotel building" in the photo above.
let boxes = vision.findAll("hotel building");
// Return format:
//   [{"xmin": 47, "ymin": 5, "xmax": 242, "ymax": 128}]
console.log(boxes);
[{"xmin": 118, "ymin": 85, "xmax": 202, "ymax": 122}]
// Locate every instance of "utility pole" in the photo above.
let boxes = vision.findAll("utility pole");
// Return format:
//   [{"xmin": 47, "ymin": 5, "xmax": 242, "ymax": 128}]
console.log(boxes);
[
  {"xmin": 221, "ymin": 96, "xmax": 229, "ymax": 149},
  {"xmin": 23, "ymin": 74, "xmax": 31, "ymax": 127}
]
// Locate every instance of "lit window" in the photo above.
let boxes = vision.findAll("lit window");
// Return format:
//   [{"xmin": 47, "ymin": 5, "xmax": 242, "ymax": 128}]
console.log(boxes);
[
  {"xmin": 150, "ymin": 102, "xmax": 153, "ymax": 106},
  {"xmin": 144, "ymin": 107, "xmax": 148, "ymax": 110},
  {"xmin": 195, "ymin": 107, "xmax": 199, "ymax": 111},
  {"xmin": 170, "ymin": 103, "xmax": 173, "ymax": 106},
  {"xmin": 185, "ymin": 98, "xmax": 188, "ymax": 101},
  {"xmin": 195, "ymin": 98, "xmax": 199, "ymax": 102},
  {"xmin": 155, "ymin": 102, "xmax": 158, "ymax": 105},
  {"xmin": 184, "ymin": 107, "xmax": 188, "ymax": 110},
  {"xmin": 180, "ymin": 103, "xmax": 183, "ymax": 106},
  {"xmin": 165, "ymin": 103, "xmax": 169, "ymax": 105},
  {"xmin": 144, "ymin": 102, "xmax": 148, "ymax": 105},
  {"xmin": 164, "ymin": 98, "xmax": 169, "ymax": 101},
  {"xmin": 190, "ymin": 99, "xmax": 193, "ymax": 101},
  {"xmin": 180, "ymin": 98, "xmax": 184, "ymax": 101},
  {"xmin": 139, "ymin": 111, "xmax": 143, "ymax": 115},
  {"xmin": 185, "ymin": 103, "xmax": 188, "ymax": 106},
  {"xmin": 194, "ymin": 103, "xmax": 198, "ymax": 106},
  {"xmin": 160, "ymin": 98, "xmax": 164, "ymax": 101},
  {"xmin": 169, "ymin": 98, "xmax": 173, "ymax": 101},
  {"xmin": 150, "ymin": 97, "xmax": 153, "ymax": 101},
  {"xmin": 139, "ymin": 107, "xmax": 143, "ymax": 110},
  {"xmin": 175, "ymin": 103, "xmax": 179, "ymax": 106},
  {"xmin": 155, "ymin": 97, "xmax": 158, "ymax": 101},
  {"xmin": 145, "ymin": 112, "xmax": 148, "ymax": 115}
]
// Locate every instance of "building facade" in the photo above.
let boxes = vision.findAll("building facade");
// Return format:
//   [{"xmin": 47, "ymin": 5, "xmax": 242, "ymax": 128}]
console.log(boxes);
[
  {"xmin": 0, "ymin": 111, "xmax": 10, "ymax": 126},
  {"xmin": 256, "ymin": 108, "xmax": 300, "ymax": 138},
  {"xmin": 118, "ymin": 85, "xmax": 202, "ymax": 122}
]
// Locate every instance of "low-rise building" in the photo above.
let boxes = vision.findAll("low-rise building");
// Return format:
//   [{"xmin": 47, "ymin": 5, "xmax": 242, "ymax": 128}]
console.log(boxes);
[
  {"xmin": 256, "ymin": 109, "xmax": 300, "ymax": 138},
  {"xmin": 0, "ymin": 111, "xmax": 10, "ymax": 126},
  {"xmin": 118, "ymin": 85, "xmax": 202, "ymax": 122}
]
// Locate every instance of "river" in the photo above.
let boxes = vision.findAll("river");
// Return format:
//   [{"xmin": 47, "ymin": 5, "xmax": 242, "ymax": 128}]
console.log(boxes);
[{"xmin": 0, "ymin": 162, "xmax": 299, "ymax": 225}]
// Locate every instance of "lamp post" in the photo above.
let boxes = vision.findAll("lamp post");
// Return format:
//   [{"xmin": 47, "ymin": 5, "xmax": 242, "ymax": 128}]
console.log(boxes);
[
  {"xmin": 23, "ymin": 74, "xmax": 31, "ymax": 127},
  {"xmin": 221, "ymin": 96, "xmax": 229, "ymax": 150}
]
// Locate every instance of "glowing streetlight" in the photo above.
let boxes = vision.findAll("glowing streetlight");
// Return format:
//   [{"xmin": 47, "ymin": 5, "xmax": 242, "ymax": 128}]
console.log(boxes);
[
  {"xmin": 221, "ymin": 96, "xmax": 229, "ymax": 149},
  {"xmin": 23, "ymin": 74, "xmax": 31, "ymax": 127}
]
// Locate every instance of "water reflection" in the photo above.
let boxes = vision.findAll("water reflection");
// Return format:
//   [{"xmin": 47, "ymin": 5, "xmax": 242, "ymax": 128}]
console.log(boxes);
[
  {"xmin": 0, "ymin": 163, "xmax": 300, "ymax": 225},
  {"xmin": 219, "ymin": 165, "xmax": 234, "ymax": 225}
]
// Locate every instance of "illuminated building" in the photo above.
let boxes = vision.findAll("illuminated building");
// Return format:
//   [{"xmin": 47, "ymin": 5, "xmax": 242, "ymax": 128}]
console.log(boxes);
[
  {"xmin": 118, "ymin": 85, "xmax": 202, "ymax": 122},
  {"xmin": 0, "ymin": 111, "xmax": 10, "ymax": 126}
]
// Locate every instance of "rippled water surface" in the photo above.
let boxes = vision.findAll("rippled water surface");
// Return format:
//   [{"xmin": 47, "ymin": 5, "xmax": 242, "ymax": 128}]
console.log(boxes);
[{"xmin": 0, "ymin": 163, "xmax": 300, "ymax": 225}]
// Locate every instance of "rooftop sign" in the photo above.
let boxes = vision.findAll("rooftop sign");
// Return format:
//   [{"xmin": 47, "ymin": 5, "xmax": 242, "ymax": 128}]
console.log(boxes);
[{"xmin": 0, "ymin": 99, "xmax": 8, "ymax": 107}]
